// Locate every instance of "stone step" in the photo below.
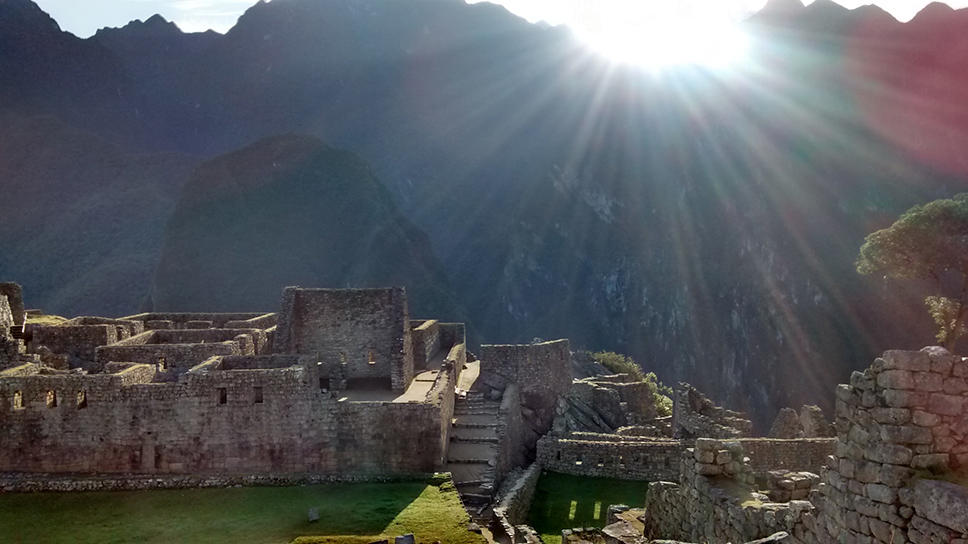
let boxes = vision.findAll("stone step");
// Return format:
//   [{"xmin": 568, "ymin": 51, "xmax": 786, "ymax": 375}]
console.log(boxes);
[
  {"xmin": 453, "ymin": 409, "xmax": 499, "ymax": 417},
  {"xmin": 460, "ymin": 492, "xmax": 492, "ymax": 504},
  {"xmin": 453, "ymin": 424, "xmax": 498, "ymax": 432},
  {"xmin": 447, "ymin": 457, "xmax": 494, "ymax": 465},
  {"xmin": 451, "ymin": 435, "xmax": 499, "ymax": 444}
]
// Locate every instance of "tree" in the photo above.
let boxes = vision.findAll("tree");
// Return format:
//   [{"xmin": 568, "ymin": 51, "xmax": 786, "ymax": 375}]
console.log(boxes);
[{"xmin": 857, "ymin": 193, "xmax": 968, "ymax": 350}]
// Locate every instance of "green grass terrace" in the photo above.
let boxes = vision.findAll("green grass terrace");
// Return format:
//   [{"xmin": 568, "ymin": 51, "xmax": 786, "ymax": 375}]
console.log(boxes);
[
  {"xmin": 526, "ymin": 472, "xmax": 650, "ymax": 544},
  {"xmin": 0, "ymin": 476, "xmax": 484, "ymax": 544}
]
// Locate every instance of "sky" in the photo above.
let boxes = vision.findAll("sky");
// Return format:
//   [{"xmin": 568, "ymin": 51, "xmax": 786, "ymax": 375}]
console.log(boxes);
[{"xmin": 31, "ymin": 0, "xmax": 968, "ymax": 39}]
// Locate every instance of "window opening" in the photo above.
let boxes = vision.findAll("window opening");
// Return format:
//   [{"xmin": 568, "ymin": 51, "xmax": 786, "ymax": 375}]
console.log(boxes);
[
  {"xmin": 254, "ymin": 387, "xmax": 263, "ymax": 404},
  {"xmin": 368, "ymin": 349, "xmax": 376, "ymax": 365},
  {"xmin": 77, "ymin": 390, "xmax": 88, "ymax": 409},
  {"xmin": 217, "ymin": 388, "xmax": 227, "ymax": 404},
  {"xmin": 13, "ymin": 390, "xmax": 23, "ymax": 410},
  {"xmin": 46, "ymin": 390, "xmax": 57, "ymax": 408},
  {"xmin": 319, "ymin": 377, "xmax": 330, "ymax": 391}
]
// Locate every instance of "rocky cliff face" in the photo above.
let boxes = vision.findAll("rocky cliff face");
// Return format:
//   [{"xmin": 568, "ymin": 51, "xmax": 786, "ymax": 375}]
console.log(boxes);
[
  {"xmin": 150, "ymin": 134, "xmax": 467, "ymax": 323},
  {"xmin": 3, "ymin": 0, "xmax": 968, "ymax": 425}
]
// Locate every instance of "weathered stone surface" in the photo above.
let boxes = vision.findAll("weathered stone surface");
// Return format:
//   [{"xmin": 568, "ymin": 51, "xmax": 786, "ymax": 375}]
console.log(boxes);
[
  {"xmin": 866, "ymin": 483, "xmax": 898, "ymax": 504},
  {"xmin": 877, "ymin": 370, "xmax": 915, "ymax": 390},
  {"xmin": 870, "ymin": 408, "xmax": 911, "ymax": 425},
  {"xmin": 914, "ymin": 479, "xmax": 968, "ymax": 533},
  {"xmin": 880, "ymin": 425, "xmax": 933, "ymax": 445},
  {"xmin": 910, "ymin": 454, "xmax": 948, "ymax": 471},
  {"xmin": 884, "ymin": 351, "xmax": 931, "ymax": 372},
  {"xmin": 882, "ymin": 389, "xmax": 928, "ymax": 409},
  {"xmin": 912, "ymin": 372, "xmax": 943, "ymax": 392},
  {"xmin": 927, "ymin": 393, "xmax": 964, "ymax": 416},
  {"xmin": 943, "ymin": 377, "xmax": 968, "ymax": 395},
  {"xmin": 910, "ymin": 410, "xmax": 941, "ymax": 427},
  {"xmin": 865, "ymin": 444, "xmax": 913, "ymax": 465}
]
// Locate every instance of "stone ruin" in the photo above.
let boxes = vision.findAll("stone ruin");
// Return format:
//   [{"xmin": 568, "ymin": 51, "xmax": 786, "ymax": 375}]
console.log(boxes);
[
  {"xmin": 0, "ymin": 284, "xmax": 574, "ymax": 513},
  {"xmin": 5, "ymin": 280, "xmax": 967, "ymax": 544}
]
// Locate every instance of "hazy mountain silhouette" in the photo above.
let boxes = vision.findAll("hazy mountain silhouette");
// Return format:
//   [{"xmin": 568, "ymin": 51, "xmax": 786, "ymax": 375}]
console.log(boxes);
[
  {"xmin": 151, "ymin": 133, "xmax": 468, "ymax": 325},
  {"xmin": 3, "ymin": 0, "xmax": 968, "ymax": 425}
]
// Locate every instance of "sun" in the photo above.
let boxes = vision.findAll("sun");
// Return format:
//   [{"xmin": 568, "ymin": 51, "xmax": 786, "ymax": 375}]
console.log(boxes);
[{"xmin": 574, "ymin": 3, "xmax": 752, "ymax": 70}]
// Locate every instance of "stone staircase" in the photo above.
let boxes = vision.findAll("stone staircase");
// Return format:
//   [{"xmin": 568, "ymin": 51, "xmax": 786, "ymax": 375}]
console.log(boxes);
[{"xmin": 446, "ymin": 389, "xmax": 501, "ymax": 518}]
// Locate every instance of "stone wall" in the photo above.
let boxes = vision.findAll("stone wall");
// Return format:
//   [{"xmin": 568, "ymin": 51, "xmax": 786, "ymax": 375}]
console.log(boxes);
[
  {"xmin": 481, "ymin": 340, "xmax": 571, "ymax": 409},
  {"xmin": 536, "ymin": 433, "xmax": 685, "ymax": 481},
  {"xmin": 493, "ymin": 463, "xmax": 542, "ymax": 542},
  {"xmin": 814, "ymin": 347, "xmax": 968, "ymax": 544},
  {"xmin": 672, "ymin": 382, "xmax": 753, "ymax": 439},
  {"xmin": 0, "ymin": 355, "xmax": 448, "ymax": 477},
  {"xmin": 410, "ymin": 320, "xmax": 441, "ymax": 371},
  {"xmin": 32, "ymin": 324, "xmax": 119, "ymax": 364},
  {"xmin": 643, "ymin": 439, "xmax": 824, "ymax": 544},
  {"xmin": 481, "ymin": 339, "xmax": 572, "ymax": 447},
  {"xmin": 0, "ymin": 296, "xmax": 21, "ymax": 369},
  {"xmin": 95, "ymin": 336, "xmax": 243, "ymax": 373},
  {"xmin": 0, "ymin": 283, "xmax": 24, "ymax": 327},
  {"xmin": 740, "ymin": 439, "xmax": 836, "ymax": 476},
  {"xmin": 495, "ymin": 384, "xmax": 526, "ymax": 484},
  {"xmin": 642, "ymin": 348, "xmax": 968, "ymax": 544},
  {"xmin": 274, "ymin": 287, "xmax": 413, "ymax": 392},
  {"xmin": 122, "ymin": 312, "xmax": 271, "ymax": 329}
]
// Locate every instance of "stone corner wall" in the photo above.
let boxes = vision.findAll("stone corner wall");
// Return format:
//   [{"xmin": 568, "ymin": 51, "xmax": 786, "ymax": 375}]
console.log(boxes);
[
  {"xmin": 493, "ymin": 462, "xmax": 542, "ymax": 542},
  {"xmin": 815, "ymin": 347, "xmax": 968, "ymax": 544}
]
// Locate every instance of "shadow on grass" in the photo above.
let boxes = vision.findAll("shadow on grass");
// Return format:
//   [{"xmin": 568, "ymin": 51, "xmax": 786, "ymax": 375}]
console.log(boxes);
[
  {"xmin": 0, "ymin": 481, "xmax": 429, "ymax": 544},
  {"xmin": 527, "ymin": 472, "xmax": 649, "ymax": 544}
]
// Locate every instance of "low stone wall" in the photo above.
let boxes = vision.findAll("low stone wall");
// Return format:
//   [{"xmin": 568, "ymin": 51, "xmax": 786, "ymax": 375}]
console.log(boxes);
[
  {"xmin": 31, "ymin": 324, "xmax": 118, "ymax": 363},
  {"xmin": 493, "ymin": 463, "xmax": 542, "ymax": 542},
  {"xmin": 536, "ymin": 433, "xmax": 685, "ymax": 481},
  {"xmin": 642, "ymin": 439, "xmax": 825, "ymax": 544},
  {"xmin": 0, "ymin": 471, "xmax": 433, "ymax": 493},
  {"xmin": 122, "ymin": 313, "xmax": 270, "ymax": 329},
  {"xmin": 643, "ymin": 348, "xmax": 968, "ymax": 544},
  {"xmin": 739, "ymin": 438, "xmax": 836, "ymax": 475}
]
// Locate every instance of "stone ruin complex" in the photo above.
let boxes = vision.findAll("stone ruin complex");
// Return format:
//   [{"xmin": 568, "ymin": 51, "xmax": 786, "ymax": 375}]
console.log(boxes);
[{"xmin": 2, "ymin": 280, "xmax": 967, "ymax": 544}]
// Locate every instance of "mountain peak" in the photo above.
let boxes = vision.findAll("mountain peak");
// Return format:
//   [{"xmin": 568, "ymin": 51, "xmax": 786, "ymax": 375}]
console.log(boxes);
[{"xmin": 0, "ymin": 0, "xmax": 63, "ymax": 35}]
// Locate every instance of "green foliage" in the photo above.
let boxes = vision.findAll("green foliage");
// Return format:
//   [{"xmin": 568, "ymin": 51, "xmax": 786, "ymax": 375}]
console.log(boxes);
[
  {"xmin": 590, "ymin": 351, "xmax": 645, "ymax": 380},
  {"xmin": 858, "ymin": 194, "xmax": 968, "ymax": 350},
  {"xmin": 526, "ymin": 472, "xmax": 649, "ymax": 544},
  {"xmin": 589, "ymin": 351, "xmax": 673, "ymax": 417},
  {"xmin": 0, "ymin": 480, "xmax": 483, "ymax": 544}
]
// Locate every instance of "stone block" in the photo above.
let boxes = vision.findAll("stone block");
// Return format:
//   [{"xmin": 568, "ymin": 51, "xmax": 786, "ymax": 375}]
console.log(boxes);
[
  {"xmin": 925, "ymin": 346, "xmax": 955, "ymax": 375},
  {"xmin": 882, "ymin": 389, "xmax": 928, "ymax": 409},
  {"xmin": 866, "ymin": 483, "xmax": 897, "ymax": 504},
  {"xmin": 911, "ymin": 410, "xmax": 942, "ymax": 427},
  {"xmin": 911, "ymin": 454, "xmax": 949, "ymax": 471},
  {"xmin": 878, "ymin": 370, "xmax": 915, "ymax": 390},
  {"xmin": 865, "ymin": 444, "xmax": 913, "ymax": 465},
  {"xmin": 879, "ymin": 464, "xmax": 914, "ymax": 488},
  {"xmin": 855, "ymin": 461, "xmax": 882, "ymax": 484},
  {"xmin": 943, "ymin": 377, "xmax": 968, "ymax": 395},
  {"xmin": 953, "ymin": 358, "xmax": 968, "ymax": 377},
  {"xmin": 880, "ymin": 425, "xmax": 933, "ymax": 445},
  {"xmin": 912, "ymin": 372, "xmax": 944, "ymax": 392},
  {"xmin": 884, "ymin": 350, "xmax": 931, "ymax": 371},
  {"xmin": 928, "ymin": 394, "xmax": 964, "ymax": 416},
  {"xmin": 851, "ymin": 371, "xmax": 875, "ymax": 391},
  {"xmin": 870, "ymin": 408, "xmax": 911, "ymax": 425},
  {"xmin": 848, "ymin": 426, "xmax": 871, "ymax": 446}
]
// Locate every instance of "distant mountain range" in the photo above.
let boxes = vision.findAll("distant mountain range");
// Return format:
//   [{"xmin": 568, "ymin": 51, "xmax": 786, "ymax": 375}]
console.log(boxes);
[{"xmin": 3, "ymin": 0, "xmax": 968, "ymax": 427}]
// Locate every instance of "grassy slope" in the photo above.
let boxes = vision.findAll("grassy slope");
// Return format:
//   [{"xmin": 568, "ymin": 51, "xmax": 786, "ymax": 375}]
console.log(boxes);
[
  {"xmin": 526, "ymin": 472, "xmax": 650, "ymax": 544},
  {"xmin": 0, "ymin": 480, "xmax": 483, "ymax": 544}
]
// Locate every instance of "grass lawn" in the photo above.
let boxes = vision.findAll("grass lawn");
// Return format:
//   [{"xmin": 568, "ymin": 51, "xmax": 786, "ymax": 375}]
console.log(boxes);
[
  {"xmin": 0, "ymin": 478, "xmax": 484, "ymax": 544},
  {"xmin": 526, "ymin": 472, "xmax": 649, "ymax": 544}
]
